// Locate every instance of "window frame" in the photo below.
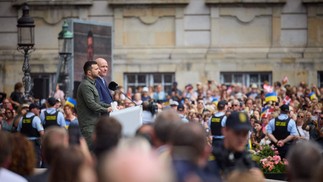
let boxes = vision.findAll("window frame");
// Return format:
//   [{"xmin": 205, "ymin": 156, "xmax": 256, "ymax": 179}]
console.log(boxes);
[
  {"xmin": 124, "ymin": 72, "xmax": 175, "ymax": 93},
  {"xmin": 220, "ymin": 72, "xmax": 272, "ymax": 87}
]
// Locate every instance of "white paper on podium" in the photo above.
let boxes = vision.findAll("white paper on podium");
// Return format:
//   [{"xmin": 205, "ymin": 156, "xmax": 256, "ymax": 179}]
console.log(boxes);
[{"xmin": 110, "ymin": 105, "xmax": 143, "ymax": 136}]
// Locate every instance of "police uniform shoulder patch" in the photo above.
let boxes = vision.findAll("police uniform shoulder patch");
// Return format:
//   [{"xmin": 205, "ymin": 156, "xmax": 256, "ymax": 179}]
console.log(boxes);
[{"xmin": 239, "ymin": 113, "xmax": 247, "ymax": 123}]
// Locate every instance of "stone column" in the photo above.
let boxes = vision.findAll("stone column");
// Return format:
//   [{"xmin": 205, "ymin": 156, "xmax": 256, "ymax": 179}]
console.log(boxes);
[
  {"xmin": 272, "ymin": 7, "xmax": 282, "ymax": 47},
  {"xmin": 114, "ymin": 8, "xmax": 124, "ymax": 48},
  {"xmin": 210, "ymin": 7, "xmax": 220, "ymax": 48},
  {"xmin": 175, "ymin": 8, "xmax": 184, "ymax": 47}
]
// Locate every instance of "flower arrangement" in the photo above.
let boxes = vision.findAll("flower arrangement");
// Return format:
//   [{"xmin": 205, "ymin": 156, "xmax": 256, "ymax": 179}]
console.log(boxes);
[
  {"xmin": 252, "ymin": 145, "xmax": 288, "ymax": 174},
  {"xmin": 260, "ymin": 154, "xmax": 287, "ymax": 173}
]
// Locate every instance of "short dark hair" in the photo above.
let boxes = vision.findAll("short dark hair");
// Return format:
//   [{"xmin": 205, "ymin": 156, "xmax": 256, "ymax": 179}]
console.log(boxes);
[
  {"xmin": 14, "ymin": 82, "xmax": 23, "ymax": 91},
  {"xmin": 287, "ymin": 142, "xmax": 323, "ymax": 180},
  {"xmin": 83, "ymin": 61, "xmax": 97, "ymax": 75},
  {"xmin": 275, "ymin": 81, "xmax": 281, "ymax": 88},
  {"xmin": 153, "ymin": 110, "xmax": 182, "ymax": 144},
  {"xmin": 171, "ymin": 123, "xmax": 207, "ymax": 160},
  {"xmin": 135, "ymin": 123, "xmax": 154, "ymax": 145},
  {"xmin": 94, "ymin": 116, "xmax": 122, "ymax": 158},
  {"xmin": 41, "ymin": 127, "xmax": 68, "ymax": 166},
  {"xmin": 49, "ymin": 146, "xmax": 85, "ymax": 182}
]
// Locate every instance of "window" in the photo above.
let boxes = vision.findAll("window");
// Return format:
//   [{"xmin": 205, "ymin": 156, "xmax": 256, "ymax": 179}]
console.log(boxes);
[
  {"xmin": 220, "ymin": 72, "xmax": 272, "ymax": 87},
  {"xmin": 31, "ymin": 73, "xmax": 53, "ymax": 100},
  {"xmin": 318, "ymin": 71, "xmax": 323, "ymax": 88},
  {"xmin": 124, "ymin": 72, "xmax": 175, "ymax": 93}
]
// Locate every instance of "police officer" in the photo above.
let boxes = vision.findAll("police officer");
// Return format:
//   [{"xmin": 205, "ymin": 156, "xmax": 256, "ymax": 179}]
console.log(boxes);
[
  {"xmin": 266, "ymin": 104, "xmax": 297, "ymax": 158},
  {"xmin": 209, "ymin": 100, "xmax": 227, "ymax": 149},
  {"xmin": 40, "ymin": 97, "xmax": 66, "ymax": 129},
  {"xmin": 17, "ymin": 103, "xmax": 44, "ymax": 167},
  {"xmin": 213, "ymin": 111, "xmax": 263, "ymax": 179}
]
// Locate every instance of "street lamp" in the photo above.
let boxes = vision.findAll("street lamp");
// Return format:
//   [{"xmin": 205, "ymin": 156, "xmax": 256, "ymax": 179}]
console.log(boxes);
[
  {"xmin": 58, "ymin": 21, "xmax": 73, "ymax": 56},
  {"xmin": 17, "ymin": 3, "xmax": 35, "ymax": 100},
  {"xmin": 56, "ymin": 21, "xmax": 73, "ymax": 97}
]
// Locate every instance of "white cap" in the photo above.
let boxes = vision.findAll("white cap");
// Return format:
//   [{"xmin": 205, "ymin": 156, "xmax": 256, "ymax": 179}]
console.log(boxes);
[
  {"xmin": 170, "ymin": 100, "xmax": 179, "ymax": 106},
  {"xmin": 143, "ymin": 87, "xmax": 149, "ymax": 92},
  {"xmin": 281, "ymin": 87, "xmax": 286, "ymax": 92},
  {"xmin": 251, "ymin": 83, "xmax": 257, "ymax": 89},
  {"xmin": 22, "ymin": 103, "xmax": 29, "ymax": 108}
]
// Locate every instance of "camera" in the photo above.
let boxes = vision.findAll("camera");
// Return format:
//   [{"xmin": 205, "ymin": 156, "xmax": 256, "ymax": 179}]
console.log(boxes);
[{"xmin": 143, "ymin": 100, "xmax": 158, "ymax": 115}]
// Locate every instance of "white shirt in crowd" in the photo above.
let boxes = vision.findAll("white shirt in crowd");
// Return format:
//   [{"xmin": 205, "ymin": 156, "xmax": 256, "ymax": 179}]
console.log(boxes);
[
  {"xmin": 0, "ymin": 168, "xmax": 27, "ymax": 182},
  {"xmin": 297, "ymin": 125, "xmax": 310, "ymax": 140}
]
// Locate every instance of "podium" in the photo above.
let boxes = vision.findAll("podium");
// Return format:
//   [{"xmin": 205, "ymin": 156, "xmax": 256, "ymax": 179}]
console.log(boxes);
[{"xmin": 110, "ymin": 105, "xmax": 143, "ymax": 136}]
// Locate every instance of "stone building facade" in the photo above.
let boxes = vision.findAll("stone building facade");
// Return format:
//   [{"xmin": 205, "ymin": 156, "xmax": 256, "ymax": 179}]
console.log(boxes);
[{"xmin": 0, "ymin": 0, "xmax": 322, "ymax": 99}]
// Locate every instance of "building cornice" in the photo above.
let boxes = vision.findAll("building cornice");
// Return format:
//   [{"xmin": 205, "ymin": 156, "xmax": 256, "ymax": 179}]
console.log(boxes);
[
  {"xmin": 12, "ymin": 1, "xmax": 93, "ymax": 25},
  {"xmin": 205, "ymin": 0, "xmax": 287, "ymax": 5},
  {"xmin": 12, "ymin": 0, "xmax": 93, "ymax": 7},
  {"xmin": 302, "ymin": 0, "xmax": 323, "ymax": 3},
  {"xmin": 107, "ymin": 0, "xmax": 189, "ymax": 6}
]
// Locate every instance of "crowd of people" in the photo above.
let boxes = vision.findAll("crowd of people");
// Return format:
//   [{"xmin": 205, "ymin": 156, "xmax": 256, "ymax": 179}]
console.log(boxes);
[{"xmin": 1, "ymin": 59, "xmax": 323, "ymax": 182}]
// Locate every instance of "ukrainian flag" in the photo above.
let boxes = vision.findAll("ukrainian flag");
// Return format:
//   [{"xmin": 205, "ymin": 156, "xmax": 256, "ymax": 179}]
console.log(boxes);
[
  {"xmin": 65, "ymin": 97, "xmax": 77, "ymax": 108},
  {"xmin": 212, "ymin": 98, "xmax": 218, "ymax": 107},
  {"xmin": 309, "ymin": 92, "xmax": 317, "ymax": 100},
  {"xmin": 265, "ymin": 92, "xmax": 277, "ymax": 103}
]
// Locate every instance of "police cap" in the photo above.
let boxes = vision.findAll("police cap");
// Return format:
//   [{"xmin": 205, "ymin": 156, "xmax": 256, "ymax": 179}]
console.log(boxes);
[
  {"xmin": 226, "ymin": 111, "xmax": 251, "ymax": 131},
  {"xmin": 29, "ymin": 103, "xmax": 40, "ymax": 110},
  {"xmin": 47, "ymin": 97, "xmax": 57, "ymax": 107},
  {"xmin": 217, "ymin": 100, "xmax": 227, "ymax": 110},
  {"xmin": 280, "ymin": 104, "xmax": 289, "ymax": 112}
]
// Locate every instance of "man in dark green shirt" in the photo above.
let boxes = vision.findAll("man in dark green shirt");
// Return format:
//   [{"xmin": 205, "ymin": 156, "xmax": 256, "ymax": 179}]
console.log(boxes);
[{"xmin": 77, "ymin": 61, "xmax": 111, "ymax": 149}]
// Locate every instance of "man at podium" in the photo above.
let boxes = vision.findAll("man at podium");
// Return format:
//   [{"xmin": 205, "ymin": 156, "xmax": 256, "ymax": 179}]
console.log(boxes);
[
  {"xmin": 95, "ymin": 58, "xmax": 114, "ymax": 105},
  {"xmin": 77, "ymin": 61, "xmax": 112, "ymax": 149}
]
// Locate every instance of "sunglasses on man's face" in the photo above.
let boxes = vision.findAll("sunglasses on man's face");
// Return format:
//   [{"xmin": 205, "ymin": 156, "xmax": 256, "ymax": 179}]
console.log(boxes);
[{"xmin": 298, "ymin": 115, "xmax": 304, "ymax": 119}]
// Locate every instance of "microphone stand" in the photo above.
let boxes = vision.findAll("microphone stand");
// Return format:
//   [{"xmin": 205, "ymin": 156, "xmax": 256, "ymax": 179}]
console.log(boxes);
[
  {"xmin": 118, "ymin": 90, "xmax": 138, "ymax": 106},
  {"xmin": 108, "ymin": 81, "xmax": 138, "ymax": 106}
]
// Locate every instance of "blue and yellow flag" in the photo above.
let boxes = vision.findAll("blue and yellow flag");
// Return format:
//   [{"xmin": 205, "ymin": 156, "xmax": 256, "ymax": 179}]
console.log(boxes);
[
  {"xmin": 309, "ymin": 92, "xmax": 317, "ymax": 100},
  {"xmin": 212, "ymin": 98, "xmax": 218, "ymax": 106},
  {"xmin": 265, "ymin": 92, "xmax": 277, "ymax": 103},
  {"xmin": 65, "ymin": 97, "xmax": 77, "ymax": 108}
]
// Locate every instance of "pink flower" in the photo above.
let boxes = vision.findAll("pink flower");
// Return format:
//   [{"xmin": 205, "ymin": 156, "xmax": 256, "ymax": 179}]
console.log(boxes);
[
  {"xmin": 273, "ymin": 155, "xmax": 281, "ymax": 164},
  {"xmin": 268, "ymin": 165, "xmax": 274, "ymax": 171},
  {"xmin": 261, "ymin": 158, "xmax": 268, "ymax": 164}
]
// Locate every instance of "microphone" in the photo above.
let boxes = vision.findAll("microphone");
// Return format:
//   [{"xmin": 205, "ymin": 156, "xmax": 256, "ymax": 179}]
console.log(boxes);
[
  {"xmin": 108, "ymin": 81, "xmax": 137, "ymax": 106},
  {"xmin": 108, "ymin": 81, "xmax": 120, "ymax": 91}
]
